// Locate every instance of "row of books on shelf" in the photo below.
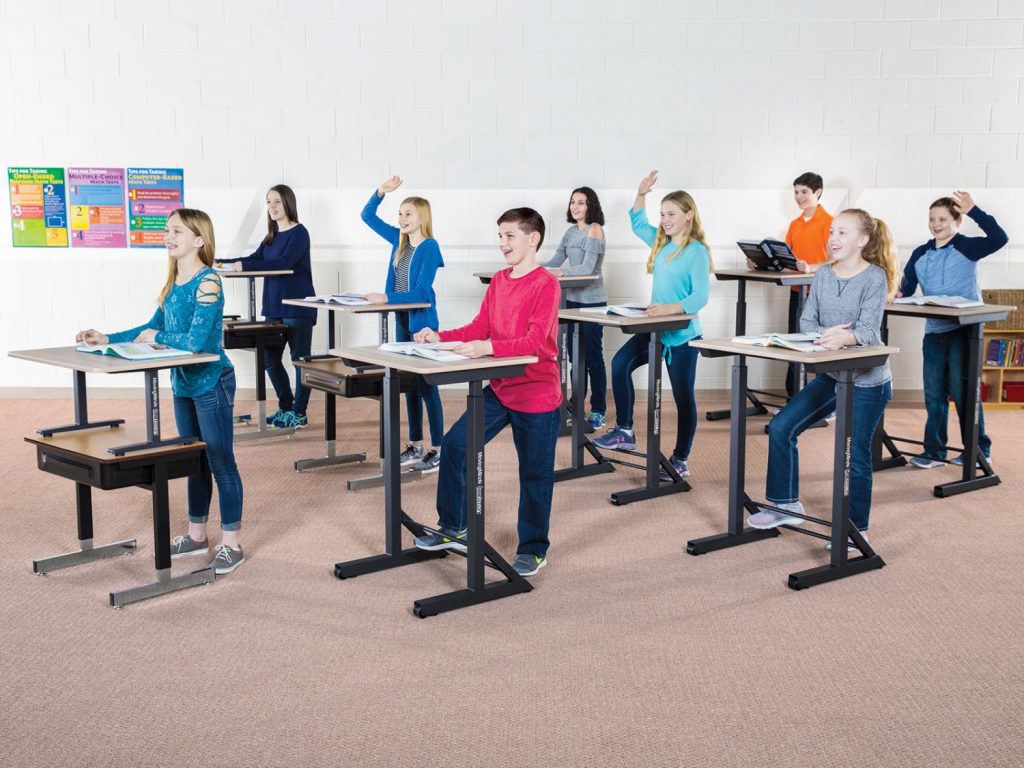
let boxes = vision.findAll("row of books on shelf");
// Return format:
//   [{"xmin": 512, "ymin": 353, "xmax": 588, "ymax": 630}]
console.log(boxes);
[{"xmin": 986, "ymin": 338, "xmax": 1024, "ymax": 367}]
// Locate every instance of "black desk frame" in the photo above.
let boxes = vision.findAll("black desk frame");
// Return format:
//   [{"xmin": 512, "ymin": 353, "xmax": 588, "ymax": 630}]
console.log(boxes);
[
  {"xmin": 687, "ymin": 349, "xmax": 888, "ymax": 589},
  {"xmin": 334, "ymin": 361, "xmax": 534, "ymax": 617},
  {"xmin": 872, "ymin": 308, "xmax": 1002, "ymax": 497},
  {"xmin": 554, "ymin": 315, "xmax": 692, "ymax": 506}
]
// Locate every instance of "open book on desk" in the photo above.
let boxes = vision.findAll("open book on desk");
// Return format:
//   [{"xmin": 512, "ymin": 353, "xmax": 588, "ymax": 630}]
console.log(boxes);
[
  {"xmin": 378, "ymin": 341, "xmax": 469, "ymax": 362},
  {"xmin": 580, "ymin": 303, "xmax": 649, "ymax": 318},
  {"xmin": 303, "ymin": 292, "xmax": 370, "ymax": 306},
  {"xmin": 76, "ymin": 342, "xmax": 194, "ymax": 361},
  {"xmin": 893, "ymin": 295, "xmax": 983, "ymax": 309},
  {"xmin": 732, "ymin": 332, "xmax": 826, "ymax": 353}
]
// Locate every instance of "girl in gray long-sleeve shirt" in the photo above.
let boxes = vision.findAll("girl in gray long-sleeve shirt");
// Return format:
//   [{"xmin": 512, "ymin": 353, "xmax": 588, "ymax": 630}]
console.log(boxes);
[
  {"xmin": 542, "ymin": 186, "xmax": 609, "ymax": 428},
  {"xmin": 748, "ymin": 208, "xmax": 900, "ymax": 544}
]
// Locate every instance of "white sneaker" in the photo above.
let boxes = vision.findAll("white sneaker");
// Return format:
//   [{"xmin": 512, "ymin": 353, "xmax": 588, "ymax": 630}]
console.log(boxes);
[
  {"xmin": 951, "ymin": 453, "xmax": 991, "ymax": 468},
  {"xmin": 826, "ymin": 531, "xmax": 868, "ymax": 552},
  {"xmin": 748, "ymin": 501, "xmax": 805, "ymax": 529},
  {"xmin": 909, "ymin": 456, "xmax": 943, "ymax": 469}
]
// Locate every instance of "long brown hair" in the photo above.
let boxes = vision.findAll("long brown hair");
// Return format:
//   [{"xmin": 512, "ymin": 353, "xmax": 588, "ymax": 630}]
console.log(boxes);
[
  {"xmin": 396, "ymin": 196, "xmax": 434, "ymax": 266},
  {"xmin": 646, "ymin": 190, "xmax": 713, "ymax": 274},
  {"xmin": 263, "ymin": 184, "xmax": 299, "ymax": 246},
  {"xmin": 158, "ymin": 208, "xmax": 216, "ymax": 305},
  {"xmin": 838, "ymin": 208, "xmax": 900, "ymax": 299}
]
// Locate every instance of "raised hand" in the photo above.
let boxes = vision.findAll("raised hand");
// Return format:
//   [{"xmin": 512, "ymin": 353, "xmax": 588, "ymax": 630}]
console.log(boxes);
[
  {"xmin": 377, "ymin": 176, "xmax": 403, "ymax": 196},
  {"xmin": 951, "ymin": 190, "xmax": 975, "ymax": 216},
  {"xmin": 637, "ymin": 170, "xmax": 658, "ymax": 196}
]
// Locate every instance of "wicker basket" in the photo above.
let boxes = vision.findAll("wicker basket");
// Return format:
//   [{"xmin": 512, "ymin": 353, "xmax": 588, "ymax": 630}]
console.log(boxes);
[{"xmin": 981, "ymin": 289, "xmax": 1024, "ymax": 330}]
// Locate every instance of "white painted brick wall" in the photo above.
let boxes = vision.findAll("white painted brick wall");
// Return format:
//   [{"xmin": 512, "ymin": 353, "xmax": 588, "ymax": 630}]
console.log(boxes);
[{"xmin": 2, "ymin": 0, "xmax": 1024, "ymax": 394}]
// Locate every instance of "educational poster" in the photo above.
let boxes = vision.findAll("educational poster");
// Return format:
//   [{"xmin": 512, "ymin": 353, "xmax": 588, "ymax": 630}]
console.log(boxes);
[
  {"xmin": 68, "ymin": 167, "xmax": 127, "ymax": 248},
  {"xmin": 7, "ymin": 167, "xmax": 68, "ymax": 247},
  {"xmin": 126, "ymin": 167, "xmax": 184, "ymax": 247}
]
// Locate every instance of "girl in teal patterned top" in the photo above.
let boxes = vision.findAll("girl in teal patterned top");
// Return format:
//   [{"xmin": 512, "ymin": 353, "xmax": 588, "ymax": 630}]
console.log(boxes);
[{"xmin": 76, "ymin": 209, "xmax": 246, "ymax": 575}]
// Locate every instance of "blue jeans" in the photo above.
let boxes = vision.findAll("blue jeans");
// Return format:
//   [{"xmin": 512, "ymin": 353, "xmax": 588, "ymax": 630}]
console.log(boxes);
[
  {"xmin": 395, "ymin": 312, "xmax": 445, "ymax": 445},
  {"xmin": 766, "ymin": 376, "xmax": 892, "ymax": 532},
  {"xmin": 436, "ymin": 387, "xmax": 560, "ymax": 557},
  {"xmin": 922, "ymin": 328, "xmax": 991, "ymax": 459},
  {"xmin": 566, "ymin": 299, "xmax": 607, "ymax": 415},
  {"xmin": 264, "ymin": 316, "xmax": 314, "ymax": 415},
  {"xmin": 173, "ymin": 369, "xmax": 244, "ymax": 531},
  {"xmin": 610, "ymin": 334, "xmax": 700, "ymax": 460}
]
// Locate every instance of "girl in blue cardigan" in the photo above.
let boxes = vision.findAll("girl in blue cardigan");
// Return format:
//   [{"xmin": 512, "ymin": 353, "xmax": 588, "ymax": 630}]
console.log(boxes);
[
  {"xmin": 361, "ymin": 177, "xmax": 445, "ymax": 472},
  {"xmin": 219, "ymin": 185, "xmax": 317, "ymax": 429}
]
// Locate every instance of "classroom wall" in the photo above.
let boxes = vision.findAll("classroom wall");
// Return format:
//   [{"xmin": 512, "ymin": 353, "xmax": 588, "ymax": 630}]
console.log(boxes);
[{"xmin": 2, "ymin": 1, "xmax": 1024, "ymax": 395}]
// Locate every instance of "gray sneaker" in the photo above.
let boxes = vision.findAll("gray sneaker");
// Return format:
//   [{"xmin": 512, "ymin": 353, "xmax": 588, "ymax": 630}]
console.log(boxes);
[
  {"xmin": 412, "ymin": 449, "xmax": 441, "ymax": 473},
  {"xmin": 398, "ymin": 443, "xmax": 424, "ymax": 466},
  {"xmin": 414, "ymin": 527, "xmax": 467, "ymax": 552},
  {"xmin": 170, "ymin": 534, "xmax": 209, "ymax": 559},
  {"xmin": 512, "ymin": 553, "xmax": 547, "ymax": 577},
  {"xmin": 210, "ymin": 544, "xmax": 245, "ymax": 575}
]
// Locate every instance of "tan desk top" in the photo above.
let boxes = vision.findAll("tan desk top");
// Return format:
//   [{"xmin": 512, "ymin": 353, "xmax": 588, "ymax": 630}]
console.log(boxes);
[
  {"xmin": 714, "ymin": 269, "xmax": 814, "ymax": 286},
  {"xmin": 281, "ymin": 299, "xmax": 430, "ymax": 312},
  {"xmin": 691, "ymin": 338, "xmax": 899, "ymax": 365},
  {"xmin": 884, "ymin": 302, "xmax": 1016, "ymax": 320},
  {"xmin": 25, "ymin": 427, "xmax": 206, "ymax": 463},
  {"xmin": 217, "ymin": 269, "xmax": 293, "ymax": 277},
  {"xmin": 331, "ymin": 346, "xmax": 537, "ymax": 376},
  {"xmin": 558, "ymin": 308, "xmax": 695, "ymax": 329},
  {"xmin": 473, "ymin": 270, "xmax": 597, "ymax": 283},
  {"xmin": 8, "ymin": 346, "xmax": 220, "ymax": 374}
]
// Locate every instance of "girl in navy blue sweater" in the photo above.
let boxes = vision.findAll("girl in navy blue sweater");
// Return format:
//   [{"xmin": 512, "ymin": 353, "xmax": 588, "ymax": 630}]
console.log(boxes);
[
  {"xmin": 361, "ymin": 177, "xmax": 446, "ymax": 472},
  {"xmin": 220, "ymin": 185, "xmax": 316, "ymax": 429}
]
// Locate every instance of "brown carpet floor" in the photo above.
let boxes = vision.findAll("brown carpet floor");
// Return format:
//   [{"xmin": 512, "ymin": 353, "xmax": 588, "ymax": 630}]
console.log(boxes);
[{"xmin": 1, "ymin": 392, "xmax": 1021, "ymax": 768}]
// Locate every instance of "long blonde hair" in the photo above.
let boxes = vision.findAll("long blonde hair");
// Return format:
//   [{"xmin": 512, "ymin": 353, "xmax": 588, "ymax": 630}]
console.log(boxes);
[
  {"xmin": 158, "ymin": 208, "xmax": 216, "ymax": 305},
  {"xmin": 646, "ymin": 190, "xmax": 713, "ymax": 274},
  {"xmin": 838, "ymin": 208, "xmax": 900, "ymax": 299},
  {"xmin": 396, "ymin": 196, "xmax": 433, "ymax": 265}
]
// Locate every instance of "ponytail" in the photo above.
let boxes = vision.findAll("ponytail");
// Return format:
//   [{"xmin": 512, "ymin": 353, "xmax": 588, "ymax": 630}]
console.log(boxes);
[{"xmin": 840, "ymin": 208, "xmax": 900, "ymax": 299}]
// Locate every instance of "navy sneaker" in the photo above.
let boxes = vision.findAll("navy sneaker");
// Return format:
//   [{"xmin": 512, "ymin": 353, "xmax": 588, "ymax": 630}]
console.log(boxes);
[
  {"xmin": 659, "ymin": 455, "xmax": 690, "ymax": 482},
  {"xmin": 414, "ymin": 527, "xmax": 467, "ymax": 552},
  {"xmin": 587, "ymin": 412, "xmax": 606, "ymax": 430},
  {"xmin": 592, "ymin": 426, "xmax": 636, "ymax": 451},
  {"xmin": 288, "ymin": 411, "xmax": 309, "ymax": 429},
  {"xmin": 512, "ymin": 553, "xmax": 547, "ymax": 577},
  {"xmin": 266, "ymin": 408, "xmax": 289, "ymax": 428}
]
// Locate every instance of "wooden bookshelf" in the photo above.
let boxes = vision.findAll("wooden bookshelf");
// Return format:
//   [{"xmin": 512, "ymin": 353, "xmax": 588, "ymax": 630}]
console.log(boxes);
[{"xmin": 982, "ymin": 328, "xmax": 1024, "ymax": 410}]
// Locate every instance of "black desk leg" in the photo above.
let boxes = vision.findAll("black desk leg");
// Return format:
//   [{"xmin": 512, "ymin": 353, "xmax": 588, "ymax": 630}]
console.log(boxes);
[
  {"xmin": 557, "ymin": 320, "xmax": 572, "ymax": 437},
  {"xmin": 688, "ymin": 355, "xmax": 778, "ymax": 555},
  {"xmin": 707, "ymin": 281, "xmax": 770, "ymax": 421},
  {"xmin": 412, "ymin": 380, "xmax": 532, "ymax": 618},
  {"xmin": 788, "ymin": 370, "xmax": 885, "ymax": 589},
  {"xmin": 109, "ymin": 371, "xmax": 202, "ymax": 456},
  {"xmin": 609, "ymin": 334, "xmax": 690, "ymax": 506},
  {"xmin": 32, "ymin": 482, "xmax": 137, "ymax": 574},
  {"xmin": 109, "ymin": 462, "xmax": 214, "ymax": 608},
  {"xmin": 38, "ymin": 370, "xmax": 124, "ymax": 437},
  {"xmin": 872, "ymin": 313, "xmax": 907, "ymax": 471},
  {"xmin": 334, "ymin": 366, "xmax": 446, "ymax": 579},
  {"xmin": 553, "ymin": 320, "xmax": 614, "ymax": 483},
  {"xmin": 934, "ymin": 323, "xmax": 999, "ymax": 497}
]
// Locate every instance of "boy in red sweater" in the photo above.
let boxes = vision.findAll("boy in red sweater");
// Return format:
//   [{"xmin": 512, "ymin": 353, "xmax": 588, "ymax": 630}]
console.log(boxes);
[{"xmin": 412, "ymin": 208, "xmax": 562, "ymax": 577}]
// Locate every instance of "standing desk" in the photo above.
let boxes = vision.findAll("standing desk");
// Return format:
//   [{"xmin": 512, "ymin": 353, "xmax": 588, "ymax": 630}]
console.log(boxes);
[
  {"xmin": 474, "ymin": 270, "xmax": 599, "ymax": 437},
  {"xmin": 686, "ymin": 340, "xmax": 898, "ymax": 590},
  {"xmin": 330, "ymin": 346, "xmax": 537, "ymax": 617},
  {"xmin": 553, "ymin": 309, "xmax": 694, "ymax": 505},
  {"xmin": 282, "ymin": 298, "xmax": 429, "ymax": 490},
  {"xmin": 9, "ymin": 346, "xmax": 220, "ymax": 606},
  {"xmin": 219, "ymin": 269, "xmax": 295, "ymax": 441},
  {"xmin": 874, "ymin": 302, "xmax": 1014, "ymax": 498},
  {"xmin": 706, "ymin": 269, "xmax": 815, "ymax": 422}
]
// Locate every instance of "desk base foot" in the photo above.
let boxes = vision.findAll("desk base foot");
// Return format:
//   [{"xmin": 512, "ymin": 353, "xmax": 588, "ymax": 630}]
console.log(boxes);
[
  {"xmin": 334, "ymin": 548, "xmax": 447, "ymax": 579},
  {"xmin": 687, "ymin": 528, "xmax": 779, "ymax": 555},
  {"xmin": 294, "ymin": 444, "xmax": 366, "ymax": 472},
  {"xmin": 347, "ymin": 470, "xmax": 422, "ymax": 492},
  {"xmin": 33, "ymin": 538, "xmax": 137, "ymax": 574},
  {"xmin": 788, "ymin": 555, "xmax": 885, "ymax": 590},
  {"xmin": 610, "ymin": 479, "xmax": 690, "ymax": 506},
  {"xmin": 933, "ymin": 473, "xmax": 1000, "ymax": 498},
  {"xmin": 553, "ymin": 462, "xmax": 615, "ymax": 483},
  {"xmin": 235, "ymin": 425, "xmax": 295, "ymax": 442},
  {"xmin": 706, "ymin": 404, "xmax": 768, "ymax": 422},
  {"xmin": 413, "ymin": 578, "xmax": 533, "ymax": 618},
  {"xmin": 874, "ymin": 456, "xmax": 908, "ymax": 471},
  {"xmin": 109, "ymin": 565, "xmax": 214, "ymax": 608}
]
